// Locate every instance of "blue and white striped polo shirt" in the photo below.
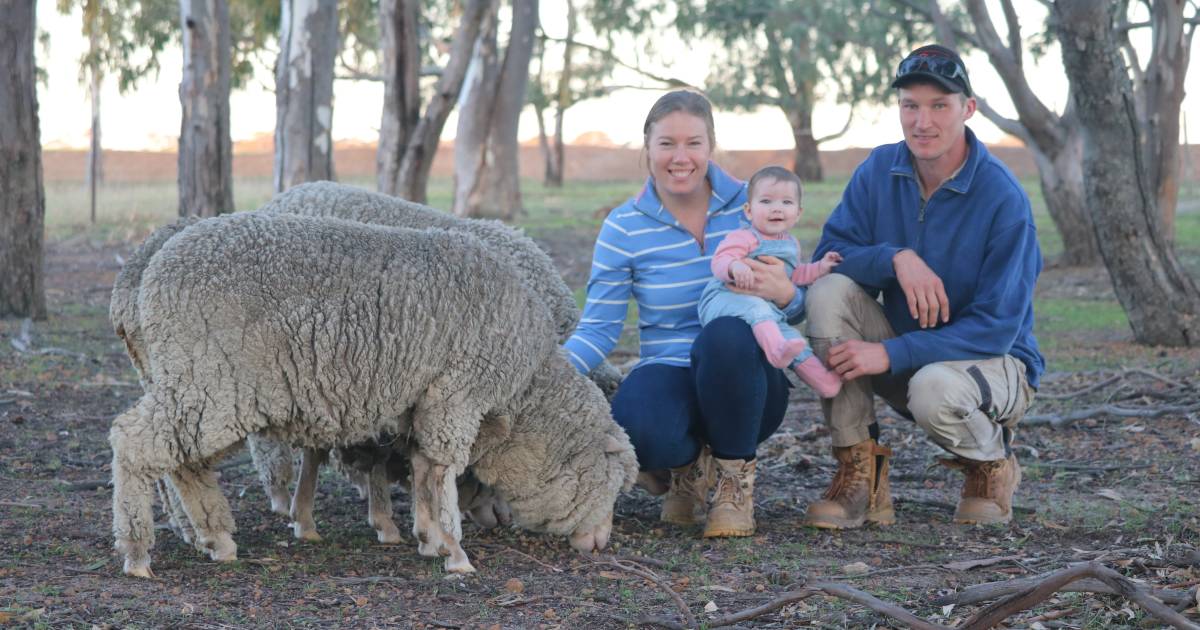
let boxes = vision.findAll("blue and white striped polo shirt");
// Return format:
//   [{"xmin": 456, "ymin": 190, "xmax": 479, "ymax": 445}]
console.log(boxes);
[{"xmin": 564, "ymin": 162, "xmax": 758, "ymax": 373}]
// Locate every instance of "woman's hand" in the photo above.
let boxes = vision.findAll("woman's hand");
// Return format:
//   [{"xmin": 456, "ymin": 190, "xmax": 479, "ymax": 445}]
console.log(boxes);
[{"xmin": 728, "ymin": 255, "xmax": 796, "ymax": 307}]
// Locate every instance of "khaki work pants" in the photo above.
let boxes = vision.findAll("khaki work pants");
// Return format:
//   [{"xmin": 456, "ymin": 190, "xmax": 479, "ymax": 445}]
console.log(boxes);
[{"xmin": 805, "ymin": 274, "xmax": 1035, "ymax": 462}]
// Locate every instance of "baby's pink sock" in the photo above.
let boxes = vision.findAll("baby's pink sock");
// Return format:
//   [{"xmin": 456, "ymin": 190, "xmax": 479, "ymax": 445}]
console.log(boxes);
[
  {"xmin": 751, "ymin": 322, "xmax": 807, "ymax": 369},
  {"xmin": 793, "ymin": 355, "xmax": 843, "ymax": 398}
]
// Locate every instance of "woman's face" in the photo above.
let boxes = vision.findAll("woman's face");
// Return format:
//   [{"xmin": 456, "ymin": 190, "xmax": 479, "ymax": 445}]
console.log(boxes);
[{"xmin": 646, "ymin": 111, "xmax": 712, "ymax": 200}]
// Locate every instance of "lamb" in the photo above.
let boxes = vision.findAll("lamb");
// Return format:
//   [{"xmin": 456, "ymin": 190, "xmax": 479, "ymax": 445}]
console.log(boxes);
[{"xmin": 110, "ymin": 212, "xmax": 638, "ymax": 577}]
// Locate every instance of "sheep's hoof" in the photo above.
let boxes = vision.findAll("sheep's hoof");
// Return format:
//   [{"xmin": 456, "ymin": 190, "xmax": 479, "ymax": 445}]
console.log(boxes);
[
  {"xmin": 375, "ymin": 523, "xmax": 402, "ymax": 544},
  {"xmin": 444, "ymin": 553, "xmax": 476, "ymax": 574},
  {"xmin": 292, "ymin": 523, "xmax": 322, "ymax": 542},
  {"xmin": 268, "ymin": 491, "xmax": 291, "ymax": 517},
  {"xmin": 569, "ymin": 524, "xmax": 612, "ymax": 553},
  {"xmin": 204, "ymin": 533, "xmax": 238, "ymax": 562},
  {"xmin": 123, "ymin": 559, "xmax": 155, "ymax": 579}
]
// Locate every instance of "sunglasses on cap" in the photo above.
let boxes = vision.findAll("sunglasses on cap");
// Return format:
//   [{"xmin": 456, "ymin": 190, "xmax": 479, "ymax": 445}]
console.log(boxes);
[{"xmin": 895, "ymin": 54, "xmax": 971, "ymax": 95}]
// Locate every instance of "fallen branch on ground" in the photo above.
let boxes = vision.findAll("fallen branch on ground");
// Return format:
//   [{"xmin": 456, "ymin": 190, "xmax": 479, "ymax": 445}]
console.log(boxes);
[{"xmin": 1024, "ymin": 402, "xmax": 1200, "ymax": 428}]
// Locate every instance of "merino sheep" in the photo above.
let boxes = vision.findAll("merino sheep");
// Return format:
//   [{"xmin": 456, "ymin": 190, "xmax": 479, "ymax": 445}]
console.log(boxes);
[
  {"xmin": 110, "ymin": 212, "xmax": 637, "ymax": 577},
  {"xmin": 254, "ymin": 181, "xmax": 621, "ymax": 540}
]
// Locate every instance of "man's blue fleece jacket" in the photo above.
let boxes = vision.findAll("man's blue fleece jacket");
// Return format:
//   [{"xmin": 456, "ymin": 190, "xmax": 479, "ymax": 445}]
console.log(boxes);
[{"xmin": 813, "ymin": 127, "xmax": 1045, "ymax": 388}]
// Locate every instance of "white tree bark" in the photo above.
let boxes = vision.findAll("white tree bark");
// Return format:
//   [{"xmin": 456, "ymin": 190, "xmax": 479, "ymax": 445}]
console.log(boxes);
[
  {"xmin": 452, "ymin": 0, "xmax": 537, "ymax": 219},
  {"xmin": 178, "ymin": 0, "xmax": 234, "ymax": 217},
  {"xmin": 274, "ymin": 0, "xmax": 339, "ymax": 193}
]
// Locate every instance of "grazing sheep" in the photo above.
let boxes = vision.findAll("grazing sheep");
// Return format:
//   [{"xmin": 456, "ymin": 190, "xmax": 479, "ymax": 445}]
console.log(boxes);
[
  {"xmin": 255, "ymin": 181, "xmax": 622, "ymax": 540},
  {"xmin": 111, "ymin": 212, "xmax": 637, "ymax": 577}
]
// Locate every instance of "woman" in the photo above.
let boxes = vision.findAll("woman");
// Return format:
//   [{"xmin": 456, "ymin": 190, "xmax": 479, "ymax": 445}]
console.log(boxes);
[{"xmin": 563, "ymin": 90, "xmax": 804, "ymax": 538}]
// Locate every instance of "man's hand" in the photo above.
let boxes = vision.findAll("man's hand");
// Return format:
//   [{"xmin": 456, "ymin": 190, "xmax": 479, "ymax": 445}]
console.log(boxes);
[
  {"xmin": 729, "ymin": 259, "xmax": 755, "ymax": 290},
  {"xmin": 827, "ymin": 340, "xmax": 890, "ymax": 380},
  {"xmin": 893, "ymin": 249, "xmax": 949, "ymax": 328},
  {"xmin": 729, "ymin": 255, "xmax": 795, "ymax": 308}
]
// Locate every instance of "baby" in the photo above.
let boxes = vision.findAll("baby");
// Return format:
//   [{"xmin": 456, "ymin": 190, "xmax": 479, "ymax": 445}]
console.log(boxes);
[{"xmin": 697, "ymin": 165, "xmax": 842, "ymax": 398}]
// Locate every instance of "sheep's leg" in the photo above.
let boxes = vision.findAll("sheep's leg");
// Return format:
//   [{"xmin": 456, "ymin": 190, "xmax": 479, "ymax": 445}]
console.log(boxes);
[
  {"xmin": 409, "ymin": 452, "xmax": 445, "ymax": 557},
  {"xmin": 290, "ymin": 448, "xmax": 326, "ymax": 542},
  {"xmin": 168, "ymin": 466, "xmax": 237, "ymax": 562},
  {"xmin": 411, "ymin": 451, "xmax": 473, "ymax": 573},
  {"xmin": 346, "ymin": 467, "xmax": 370, "ymax": 500},
  {"xmin": 112, "ymin": 462, "xmax": 158, "ymax": 578},
  {"xmin": 247, "ymin": 433, "xmax": 294, "ymax": 516},
  {"xmin": 156, "ymin": 477, "xmax": 195, "ymax": 545},
  {"xmin": 110, "ymin": 405, "xmax": 162, "ymax": 578},
  {"xmin": 366, "ymin": 459, "xmax": 401, "ymax": 544}
]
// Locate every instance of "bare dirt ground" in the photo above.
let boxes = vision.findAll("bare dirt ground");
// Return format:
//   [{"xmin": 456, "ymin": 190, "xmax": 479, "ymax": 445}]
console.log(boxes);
[{"xmin": 2, "ymin": 233, "xmax": 1199, "ymax": 629}]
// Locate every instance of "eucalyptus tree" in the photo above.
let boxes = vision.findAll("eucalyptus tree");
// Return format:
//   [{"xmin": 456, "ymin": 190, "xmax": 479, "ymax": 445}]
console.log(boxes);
[
  {"xmin": 893, "ymin": 0, "xmax": 1196, "ymax": 262},
  {"xmin": 273, "ymin": 0, "xmax": 339, "ymax": 192},
  {"xmin": 452, "ymin": 0, "xmax": 537, "ymax": 219},
  {"xmin": 1056, "ymin": 0, "xmax": 1200, "ymax": 346},
  {"xmin": 55, "ymin": 0, "xmax": 175, "ymax": 223},
  {"xmin": 0, "ymin": 0, "xmax": 46, "ymax": 319},
  {"xmin": 675, "ymin": 0, "xmax": 917, "ymax": 181},
  {"xmin": 178, "ymin": 0, "xmax": 234, "ymax": 217},
  {"xmin": 378, "ymin": 0, "xmax": 493, "ymax": 203}
]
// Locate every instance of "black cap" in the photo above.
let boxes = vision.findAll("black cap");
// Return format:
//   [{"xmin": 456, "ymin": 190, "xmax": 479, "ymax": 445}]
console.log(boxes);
[{"xmin": 890, "ymin": 44, "xmax": 972, "ymax": 97}]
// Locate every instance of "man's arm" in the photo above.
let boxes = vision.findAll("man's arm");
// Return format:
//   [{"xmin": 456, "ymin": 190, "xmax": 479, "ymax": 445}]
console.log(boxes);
[
  {"xmin": 883, "ymin": 220, "xmax": 1041, "ymax": 373},
  {"xmin": 812, "ymin": 163, "xmax": 907, "ymax": 290}
]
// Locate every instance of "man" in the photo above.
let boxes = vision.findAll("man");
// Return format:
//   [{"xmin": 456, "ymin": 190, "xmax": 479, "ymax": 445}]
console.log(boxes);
[{"xmin": 803, "ymin": 44, "xmax": 1043, "ymax": 528}]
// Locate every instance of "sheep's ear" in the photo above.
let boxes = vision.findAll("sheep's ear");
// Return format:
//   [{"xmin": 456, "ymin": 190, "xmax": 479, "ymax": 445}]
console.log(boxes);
[{"xmin": 604, "ymin": 435, "xmax": 625, "ymax": 454}]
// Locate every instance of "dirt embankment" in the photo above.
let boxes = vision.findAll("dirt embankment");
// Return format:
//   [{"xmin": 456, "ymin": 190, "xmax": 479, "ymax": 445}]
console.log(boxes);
[{"xmin": 41, "ymin": 143, "xmax": 1049, "ymax": 184}]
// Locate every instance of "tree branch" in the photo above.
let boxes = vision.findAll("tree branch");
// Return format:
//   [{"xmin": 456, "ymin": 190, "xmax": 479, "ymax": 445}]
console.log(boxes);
[
  {"xmin": 539, "ymin": 34, "xmax": 691, "ymax": 88},
  {"xmin": 999, "ymin": 0, "xmax": 1023, "ymax": 67},
  {"xmin": 975, "ymin": 97, "xmax": 1034, "ymax": 144},
  {"xmin": 815, "ymin": 108, "xmax": 854, "ymax": 144}
]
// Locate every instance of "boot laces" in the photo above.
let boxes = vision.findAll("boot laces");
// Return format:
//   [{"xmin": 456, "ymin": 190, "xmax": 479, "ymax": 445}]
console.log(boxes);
[
  {"xmin": 821, "ymin": 448, "xmax": 867, "ymax": 501},
  {"xmin": 943, "ymin": 458, "xmax": 1005, "ymax": 499},
  {"xmin": 671, "ymin": 460, "xmax": 707, "ymax": 502},
  {"xmin": 712, "ymin": 466, "xmax": 744, "ymax": 507}
]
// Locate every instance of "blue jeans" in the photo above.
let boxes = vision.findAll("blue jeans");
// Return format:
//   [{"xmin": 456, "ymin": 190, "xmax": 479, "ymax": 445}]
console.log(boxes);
[{"xmin": 611, "ymin": 316, "xmax": 790, "ymax": 468}]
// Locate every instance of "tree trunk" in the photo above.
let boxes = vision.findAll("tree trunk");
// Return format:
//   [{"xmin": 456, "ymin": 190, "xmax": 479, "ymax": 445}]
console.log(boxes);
[
  {"xmin": 1139, "ymin": 0, "xmax": 1191, "ymax": 243},
  {"xmin": 88, "ymin": 63, "xmax": 102, "ymax": 225},
  {"xmin": 534, "ymin": 101, "xmax": 560, "ymax": 186},
  {"xmin": 0, "ymin": 0, "xmax": 46, "ymax": 320},
  {"xmin": 786, "ymin": 106, "xmax": 823, "ymax": 182},
  {"xmin": 376, "ymin": 0, "xmax": 420, "ymax": 195},
  {"xmin": 1028, "ymin": 121, "xmax": 1101, "ymax": 266},
  {"xmin": 178, "ymin": 0, "xmax": 234, "ymax": 217},
  {"xmin": 1056, "ymin": 0, "xmax": 1200, "ymax": 346},
  {"xmin": 393, "ymin": 0, "xmax": 493, "ymax": 204},
  {"xmin": 545, "ymin": 0, "xmax": 575, "ymax": 189},
  {"xmin": 274, "ymin": 0, "xmax": 338, "ymax": 193},
  {"xmin": 937, "ymin": 0, "xmax": 1104, "ymax": 266},
  {"xmin": 452, "ymin": 0, "xmax": 536, "ymax": 219}
]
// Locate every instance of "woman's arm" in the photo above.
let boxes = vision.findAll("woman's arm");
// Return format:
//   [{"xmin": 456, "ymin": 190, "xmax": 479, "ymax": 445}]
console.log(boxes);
[{"xmin": 563, "ymin": 221, "xmax": 634, "ymax": 373}]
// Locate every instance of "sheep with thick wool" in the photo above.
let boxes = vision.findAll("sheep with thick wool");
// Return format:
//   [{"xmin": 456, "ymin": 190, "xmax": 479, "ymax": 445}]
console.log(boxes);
[
  {"xmin": 110, "ymin": 212, "xmax": 637, "ymax": 577},
  {"xmin": 110, "ymin": 183, "xmax": 621, "ymax": 545}
]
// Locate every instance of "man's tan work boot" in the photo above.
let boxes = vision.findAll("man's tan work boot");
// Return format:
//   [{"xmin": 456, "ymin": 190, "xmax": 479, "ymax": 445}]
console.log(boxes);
[
  {"xmin": 660, "ymin": 447, "xmax": 715, "ymax": 525},
  {"xmin": 703, "ymin": 458, "xmax": 757, "ymax": 538},
  {"xmin": 803, "ymin": 439, "xmax": 895, "ymax": 529},
  {"xmin": 945, "ymin": 453, "xmax": 1021, "ymax": 525}
]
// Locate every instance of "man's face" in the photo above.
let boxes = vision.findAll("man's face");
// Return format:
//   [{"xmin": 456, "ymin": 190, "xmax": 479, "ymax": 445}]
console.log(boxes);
[{"xmin": 898, "ymin": 83, "xmax": 976, "ymax": 165}]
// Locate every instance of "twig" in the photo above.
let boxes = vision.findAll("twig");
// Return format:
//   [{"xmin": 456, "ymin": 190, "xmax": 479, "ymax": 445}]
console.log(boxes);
[
  {"xmin": 1038, "ymin": 374, "xmax": 1123, "ymax": 400},
  {"xmin": 811, "ymin": 582, "xmax": 949, "ymax": 630},
  {"xmin": 895, "ymin": 497, "xmax": 1036, "ymax": 515},
  {"xmin": 959, "ymin": 562, "xmax": 1200, "ymax": 630},
  {"xmin": 0, "ymin": 500, "xmax": 46, "ymax": 509},
  {"xmin": 934, "ymin": 573, "xmax": 1193, "ymax": 606},
  {"xmin": 59, "ymin": 479, "xmax": 111, "ymax": 491},
  {"xmin": 327, "ymin": 576, "xmax": 406, "ymax": 585},
  {"xmin": 707, "ymin": 589, "xmax": 817, "ymax": 628},
  {"xmin": 600, "ymin": 559, "xmax": 698, "ymax": 630},
  {"xmin": 478, "ymin": 544, "xmax": 563, "ymax": 573},
  {"xmin": 1024, "ymin": 403, "xmax": 1200, "ymax": 428}
]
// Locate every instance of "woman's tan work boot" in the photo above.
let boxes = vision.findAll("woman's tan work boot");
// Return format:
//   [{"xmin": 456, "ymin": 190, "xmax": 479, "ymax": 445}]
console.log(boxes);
[
  {"xmin": 944, "ymin": 453, "xmax": 1021, "ymax": 524},
  {"xmin": 660, "ymin": 447, "xmax": 714, "ymax": 525},
  {"xmin": 702, "ymin": 458, "xmax": 757, "ymax": 538},
  {"xmin": 803, "ymin": 439, "xmax": 895, "ymax": 529}
]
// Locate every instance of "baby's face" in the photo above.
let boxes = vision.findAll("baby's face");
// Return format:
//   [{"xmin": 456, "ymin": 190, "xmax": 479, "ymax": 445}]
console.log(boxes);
[{"xmin": 745, "ymin": 178, "xmax": 801, "ymax": 236}]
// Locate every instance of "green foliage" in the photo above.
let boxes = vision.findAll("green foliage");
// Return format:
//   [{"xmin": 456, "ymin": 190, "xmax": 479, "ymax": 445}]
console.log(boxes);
[
  {"xmin": 56, "ymin": 0, "xmax": 176, "ymax": 93},
  {"xmin": 673, "ymin": 0, "xmax": 924, "ymax": 125}
]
